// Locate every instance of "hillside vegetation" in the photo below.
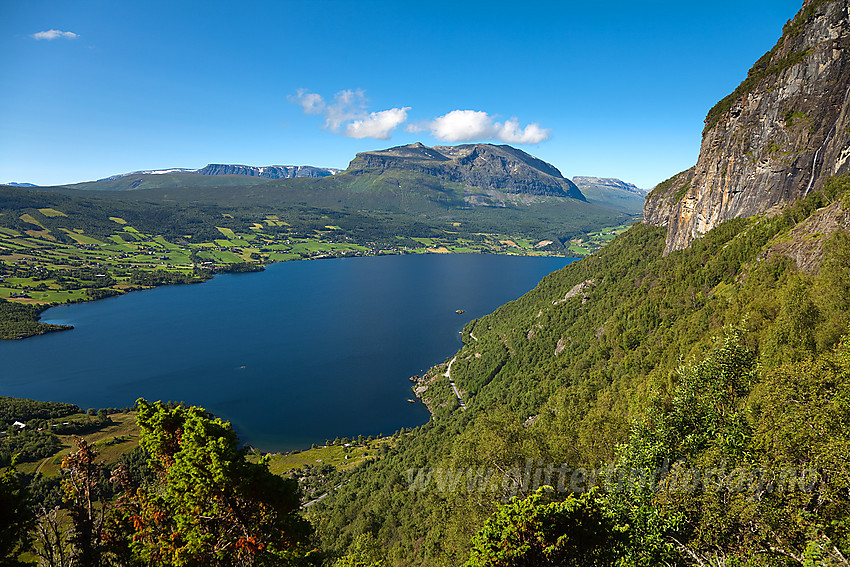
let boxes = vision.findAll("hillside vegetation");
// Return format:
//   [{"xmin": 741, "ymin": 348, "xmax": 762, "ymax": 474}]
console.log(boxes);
[{"xmin": 305, "ymin": 176, "xmax": 850, "ymax": 565}]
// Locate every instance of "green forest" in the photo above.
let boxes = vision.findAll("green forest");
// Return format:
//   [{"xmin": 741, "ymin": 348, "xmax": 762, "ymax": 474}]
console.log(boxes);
[{"xmin": 2, "ymin": 174, "xmax": 849, "ymax": 565}]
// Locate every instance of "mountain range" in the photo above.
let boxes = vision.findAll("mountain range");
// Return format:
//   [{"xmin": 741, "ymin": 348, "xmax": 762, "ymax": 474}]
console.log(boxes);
[
  {"xmin": 23, "ymin": 143, "xmax": 641, "ymax": 215},
  {"xmin": 97, "ymin": 163, "xmax": 342, "ymax": 183},
  {"xmin": 49, "ymin": 143, "xmax": 586, "ymax": 203}
]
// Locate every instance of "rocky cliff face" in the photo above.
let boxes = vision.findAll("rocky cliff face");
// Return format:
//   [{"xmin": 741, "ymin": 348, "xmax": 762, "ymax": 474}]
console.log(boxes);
[
  {"xmin": 646, "ymin": 0, "xmax": 850, "ymax": 254},
  {"xmin": 195, "ymin": 164, "xmax": 340, "ymax": 179},
  {"xmin": 346, "ymin": 142, "xmax": 585, "ymax": 200},
  {"xmin": 643, "ymin": 168, "xmax": 697, "ymax": 229}
]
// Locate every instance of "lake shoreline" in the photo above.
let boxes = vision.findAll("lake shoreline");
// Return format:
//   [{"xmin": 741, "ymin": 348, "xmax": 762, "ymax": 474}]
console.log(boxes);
[
  {"xmin": 1, "ymin": 254, "xmax": 574, "ymax": 452},
  {"xmin": 5, "ymin": 248, "xmax": 576, "ymax": 341}
]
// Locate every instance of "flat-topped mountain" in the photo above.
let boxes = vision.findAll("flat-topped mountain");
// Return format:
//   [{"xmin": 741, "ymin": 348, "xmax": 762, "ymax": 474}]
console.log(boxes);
[
  {"xmin": 645, "ymin": 0, "xmax": 850, "ymax": 254},
  {"xmin": 346, "ymin": 143, "xmax": 585, "ymax": 200}
]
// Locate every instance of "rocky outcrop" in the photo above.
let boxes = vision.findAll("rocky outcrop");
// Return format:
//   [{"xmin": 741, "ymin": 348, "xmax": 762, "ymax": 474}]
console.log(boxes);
[
  {"xmin": 195, "ymin": 164, "xmax": 340, "ymax": 179},
  {"xmin": 553, "ymin": 279, "xmax": 596, "ymax": 305},
  {"xmin": 643, "ymin": 168, "xmax": 696, "ymax": 228},
  {"xmin": 763, "ymin": 199, "xmax": 850, "ymax": 273},
  {"xmin": 646, "ymin": 0, "xmax": 850, "ymax": 254},
  {"xmin": 346, "ymin": 142, "xmax": 585, "ymax": 200}
]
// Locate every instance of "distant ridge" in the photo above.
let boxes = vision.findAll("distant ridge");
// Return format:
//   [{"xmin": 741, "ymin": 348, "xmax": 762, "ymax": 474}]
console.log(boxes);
[
  {"xmin": 571, "ymin": 176, "xmax": 647, "ymax": 196},
  {"xmin": 195, "ymin": 164, "xmax": 342, "ymax": 179},
  {"xmin": 99, "ymin": 164, "xmax": 341, "ymax": 182},
  {"xmin": 4, "ymin": 182, "xmax": 38, "ymax": 187},
  {"xmin": 571, "ymin": 176, "xmax": 647, "ymax": 214}
]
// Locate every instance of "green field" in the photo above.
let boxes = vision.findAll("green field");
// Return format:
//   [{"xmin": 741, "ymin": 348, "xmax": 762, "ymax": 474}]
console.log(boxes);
[
  {"xmin": 258, "ymin": 438, "xmax": 394, "ymax": 475},
  {"xmin": 12, "ymin": 412, "xmax": 141, "ymax": 478},
  {"xmin": 567, "ymin": 222, "xmax": 635, "ymax": 255}
]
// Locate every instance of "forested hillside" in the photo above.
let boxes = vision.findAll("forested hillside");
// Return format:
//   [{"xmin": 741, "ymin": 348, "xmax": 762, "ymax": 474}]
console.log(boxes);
[{"xmin": 308, "ymin": 176, "xmax": 850, "ymax": 565}]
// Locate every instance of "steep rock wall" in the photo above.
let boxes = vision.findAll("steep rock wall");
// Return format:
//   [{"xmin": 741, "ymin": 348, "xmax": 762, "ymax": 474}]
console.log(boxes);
[{"xmin": 646, "ymin": 0, "xmax": 850, "ymax": 254}]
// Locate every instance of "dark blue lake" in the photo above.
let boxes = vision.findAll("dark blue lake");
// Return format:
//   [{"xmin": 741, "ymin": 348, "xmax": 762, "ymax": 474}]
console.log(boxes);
[{"xmin": 0, "ymin": 254, "xmax": 574, "ymax": 451}]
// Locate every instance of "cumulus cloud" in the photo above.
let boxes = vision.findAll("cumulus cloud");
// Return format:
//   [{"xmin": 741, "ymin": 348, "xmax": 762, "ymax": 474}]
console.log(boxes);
[
  {"xmin": 32, "ymin": 29, "xmax": 79, "ymax": 40},
  {"xmin": 428, "ymin": 110, "xmax": 497, "ymax": 142},
  {"xmin": 289, "ymin": 91, "xmax": 550, "ymax": 144},
  {"xmin": 323, "ymin": 89, "xmax": 368, "ymax": 132},
  {"xmin": 416, "ymin": 109, "xmax": 549, "ymax": 144},
  {"xmin": 288, "ymin": 88, "xmax": 325, "ymax": 115},
  {"xmin": 290, "ymin": 88, "xmax": 410, "ymax": 140},
  {"xmin": 345, "ymin": 107, "xmax": 410, "ymax": 140},
  {"xmin": 497, "ymin": 119, "xmax": 550, "ymax": 144}
]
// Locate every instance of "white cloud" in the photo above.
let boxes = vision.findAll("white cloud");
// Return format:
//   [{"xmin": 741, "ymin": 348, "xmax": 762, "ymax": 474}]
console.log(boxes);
[
  {"xmin": 290, "ymin": 88, "xmax": 411, "ymax": 140},
  {"xmin": 32, "ymin": 29, "xmax": 79, "ymax": 40},
  {"xmin": 497, "ymin": 119, "xmax": 550, "ymax": 144},
  {"xmin": 422, "ymin": 110, "xmax": 550, "ymax": 144},
  {"xmin": 288, "ymin": 91, "xmax": 550, "ymax": 144},
  {"xmin": 429, "ymin": 110, "xmax": 499, "ymax": 142},
  {"xmin": 324, "ymin": 89, "xmax": 368, "ymax": 132},
  {"xmin": 345, "ymin": 107, "xmax": 410, "ymax": 140},
  {"xmin": 288, "ymin": 88, "xmax": 325, "ymax": 115}
]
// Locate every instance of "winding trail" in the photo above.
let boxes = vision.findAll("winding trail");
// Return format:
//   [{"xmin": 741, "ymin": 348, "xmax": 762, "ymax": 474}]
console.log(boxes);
[
  {"xmin": 443, "ymin": 357, "xmax": 467, "ymax": 411},
  {"xmin": 302, "ymin": 482, "xmax": 345, "ymax": 509}
]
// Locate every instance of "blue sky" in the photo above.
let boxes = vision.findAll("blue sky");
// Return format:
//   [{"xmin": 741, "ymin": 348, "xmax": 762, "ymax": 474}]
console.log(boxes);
[{"xmin": 1, "ymin": 0, "xmax": 804, "ymax": 188}]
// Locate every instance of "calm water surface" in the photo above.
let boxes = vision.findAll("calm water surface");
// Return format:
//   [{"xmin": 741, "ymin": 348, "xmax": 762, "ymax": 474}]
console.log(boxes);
[{"xmin": 0, "ymin": 254, "xmax": 575, "ymax": 451}]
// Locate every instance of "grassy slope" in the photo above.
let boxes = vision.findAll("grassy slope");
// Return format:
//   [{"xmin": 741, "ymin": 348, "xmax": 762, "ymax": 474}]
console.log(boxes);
[
  {"xmin": 257, "ymin": 438, "xmax": 395, "ymax": 475},
  {"xmin": 59, "ymin": 173, "xmax": 268, "ymax": 192},
  {"xmin": 14, "ymin": 413, "xmax": 140, "ymax": 478}
]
